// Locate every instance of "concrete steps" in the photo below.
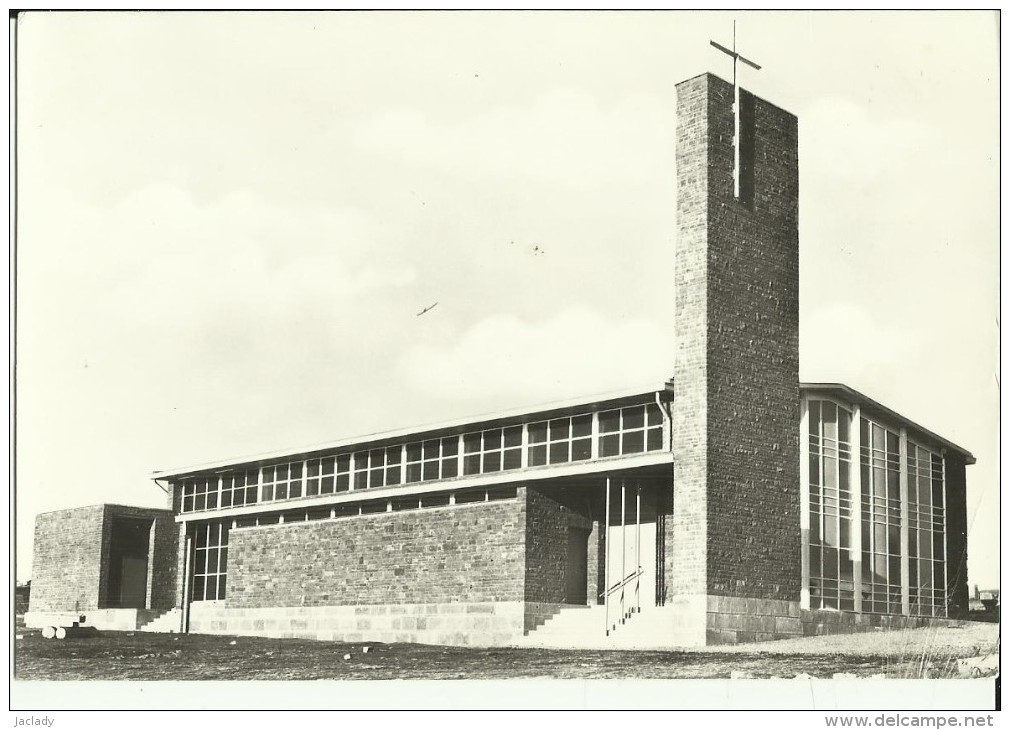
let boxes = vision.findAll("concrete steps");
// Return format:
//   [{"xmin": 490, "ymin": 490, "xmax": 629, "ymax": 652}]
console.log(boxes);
[
  {"xmin": 518, "ymin": 604, "xmax": 697, "ymax": 649},
  {"xmin": 138, "ymin": 608, "xmax": 182, "ymax": 633}
]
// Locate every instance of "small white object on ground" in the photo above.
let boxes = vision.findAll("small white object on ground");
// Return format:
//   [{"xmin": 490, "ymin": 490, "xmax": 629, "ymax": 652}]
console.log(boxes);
[
  {"xmin": 41, "ymin": 626, "xmax": 55, "ymax": 640},
  {"xmin": 229, "ymin": 640, "xmax": 237, "ymax": 645},
  {"xmin": 55, "ymin": 627, "xmax": 67, "ymax": 640},
  {"xmin": 343, "ymin": 653, "xmax": 351, "ymax": 660},
  {"xmin": 957, "ymin": 654, "xmax": 998, "ymax": 678},
  {"xmin": 362, "ymin": 647, "xmax": 370, "ymax": 654}
]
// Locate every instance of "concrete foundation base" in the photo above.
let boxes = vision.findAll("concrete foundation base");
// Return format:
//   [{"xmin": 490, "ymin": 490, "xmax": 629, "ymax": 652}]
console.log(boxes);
[
  {"xmin": 187, "ymin": 600, "xmax": 527, "ymax": 646},
  {"xmin": 25, "ymin": 608, "xmax": 169, "ymax": 632}
]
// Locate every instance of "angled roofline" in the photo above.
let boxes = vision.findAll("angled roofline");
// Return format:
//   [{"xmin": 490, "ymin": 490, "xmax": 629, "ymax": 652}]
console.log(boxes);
[
  {"xmin": 800, "ymin": 382, "xmax": 976, "ymax": 464},
  {"xmin": 151, "ymin": 380, "xmax": 675, "ymax": 481}
]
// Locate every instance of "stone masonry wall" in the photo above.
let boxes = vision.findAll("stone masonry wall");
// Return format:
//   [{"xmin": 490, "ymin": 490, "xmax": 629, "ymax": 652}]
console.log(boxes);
[
  {"xmin": 672, "ymin": 73, "xmax": 801, "ymax": 611},
  {"xmin": 29, "ymin": 505, "xmax": 106, "ymax": 612},
  {"xmin": 703, "ymin": 76, "xmax": 801, "ymax": 600},
  {"xmin": 29, "ymin": 504, "xmax": 175, "ymax": 613},
  {"xmin": 149, "ymin": 513, "xmax": 179, "ymax": 610},
  {"xmin": 671, "ymin": 73, "xmax": 712, "ymax": 603},
  {"xmin": 524, "ymin": 486, "xmax": 593, "ymax": 603},
  {"xmin": 226, "ymin": 497, "xmax": 526, "ymax": 608}
]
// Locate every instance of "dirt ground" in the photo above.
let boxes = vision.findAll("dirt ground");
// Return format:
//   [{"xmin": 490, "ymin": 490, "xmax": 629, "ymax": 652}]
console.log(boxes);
[{"xmin": 13, "ymin": 620, "xmax": 998, "ymax": 681}]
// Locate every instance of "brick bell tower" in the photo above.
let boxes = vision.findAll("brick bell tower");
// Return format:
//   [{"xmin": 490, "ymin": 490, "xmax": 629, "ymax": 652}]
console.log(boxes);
[{"xmin": 668, "ymin": 72, "xmax": 801, "ymax": 645}]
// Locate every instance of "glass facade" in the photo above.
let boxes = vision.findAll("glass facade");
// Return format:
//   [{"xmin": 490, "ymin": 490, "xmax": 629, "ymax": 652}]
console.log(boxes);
[
  {"xmin": 860, "ymin": 415, "xmax": 903, "ymax": 614},
  {"xmin": 808, "ymin": 400, "xmax": 854, "ymax": 610},
  {"xmin": 806, "ymin": 397, "xmax": 948, "ymax": 617},
  {"xmin": 907, "ymin": 440, "xmax": 946, "ymax": 616}
]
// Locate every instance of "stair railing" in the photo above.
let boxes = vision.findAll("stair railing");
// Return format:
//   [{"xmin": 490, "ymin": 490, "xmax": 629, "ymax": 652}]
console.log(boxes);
[{"xmin": 601, "ymin": 566, "xmax": 643, "ymax": 636}]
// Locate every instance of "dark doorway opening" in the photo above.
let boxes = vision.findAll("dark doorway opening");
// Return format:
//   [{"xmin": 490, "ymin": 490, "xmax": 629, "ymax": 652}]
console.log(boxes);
[
  {"xmin": 106, "ymin": 518, "xmax": 151, "ymax": 609},
  {"xmin": 566, "ymin": 528, "xmax": 589, "ymax": 604}
]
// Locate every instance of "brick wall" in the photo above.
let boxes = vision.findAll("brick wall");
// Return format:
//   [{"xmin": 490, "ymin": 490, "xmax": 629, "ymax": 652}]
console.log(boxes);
[
  {"xmin": 671, "ymin": 73, "xmax": 713, "ymax": 601},
  {"xmin": 226, "ymin": 497, "xmax": 526, "ymax": 608},
  {"xmin": 524, "ymin": 487, "xmax": 591, "ymax": 604},
  {"xmin": 672, "ymin": 72, "xmax": 801, "ymax": 606},
  {"xmin": 587, "ymin": 519, "xmax": 600, "ymax": 605},
  {"xmin": 704, "ymin": 77, "xmax": 801, "ymax": 600},
  {"xmin": 149, "ymin": 513, "xmax": 179, "ymax": 609},
  {"xmin": 944, "ymin": 455, "xmax": 969, "ymax": 618},
  {"xmin": 29, "ymin": 505, "xmax": 106, "ymax": 612}
]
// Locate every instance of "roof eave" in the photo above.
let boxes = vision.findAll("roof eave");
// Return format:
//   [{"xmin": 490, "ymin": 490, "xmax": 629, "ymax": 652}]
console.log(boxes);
[{"xmin": 800, "ymin": 382, "xmax": 976, "ymax": 465}]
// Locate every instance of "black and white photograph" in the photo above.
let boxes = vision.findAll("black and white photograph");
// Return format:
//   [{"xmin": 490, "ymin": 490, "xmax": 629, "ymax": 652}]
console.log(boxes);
[{"xmin": 10, "ymin": 9, "xmax": 1000, "ymax": 714}]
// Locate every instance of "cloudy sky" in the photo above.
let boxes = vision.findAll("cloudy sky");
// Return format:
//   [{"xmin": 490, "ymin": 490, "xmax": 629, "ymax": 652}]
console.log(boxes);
[{"xmin": 15, "ymin": 11, "xmax": 998, "ymax": 587}]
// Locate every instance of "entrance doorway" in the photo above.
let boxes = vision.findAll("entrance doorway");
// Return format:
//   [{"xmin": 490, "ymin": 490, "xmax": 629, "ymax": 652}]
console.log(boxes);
[
  {"xmin": 106, "ymin": 518, "xmax": 152, "ymax": 609},
  {"xmin": 566, "ymin": 528, "xmax": 589, "ymax": 604},
  {"xmin": 604, "ymin": 482, "xmax": 657, "ymax": 615}
]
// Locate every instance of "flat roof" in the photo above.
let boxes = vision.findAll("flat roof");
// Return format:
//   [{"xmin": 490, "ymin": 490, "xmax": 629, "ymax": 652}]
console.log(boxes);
[
  {"xmin": 152, "ymin": 381, "xmax": 674, "ymax": 480},
  {"xmin": 800, "ymin": 382, "xmax": 975, "ymax": 464}
]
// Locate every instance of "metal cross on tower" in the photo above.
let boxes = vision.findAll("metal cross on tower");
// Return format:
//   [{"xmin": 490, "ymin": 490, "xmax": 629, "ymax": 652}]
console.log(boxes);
[{"xmin": 710, "ymin": 21, "xmax": 761, "ymax": 199}]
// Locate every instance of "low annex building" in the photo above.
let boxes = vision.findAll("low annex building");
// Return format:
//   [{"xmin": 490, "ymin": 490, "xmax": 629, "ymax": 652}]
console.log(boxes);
[{"xmin": 27, "ymin": 72, "xmax": 974, "ymax": 648}]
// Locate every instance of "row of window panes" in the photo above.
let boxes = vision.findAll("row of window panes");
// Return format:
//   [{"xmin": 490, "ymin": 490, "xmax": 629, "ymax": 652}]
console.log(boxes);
[
  {"xmin": 599, "ymin": 404, "xmax": 664, "ymax": 457},
  {"xmin": 405, "ymin": 437, "xmax": 459, "ymax": 483},
  {"xmin": 179, "ymin": 404, "xmax": 668, "ymax": 513},
  {"xmin": 529, "ymin": 415, "xmax": 591, "ymax": 466},
  {"xmin": 463, "ymin": 426, "xmax": 522, "ymax": 475}
]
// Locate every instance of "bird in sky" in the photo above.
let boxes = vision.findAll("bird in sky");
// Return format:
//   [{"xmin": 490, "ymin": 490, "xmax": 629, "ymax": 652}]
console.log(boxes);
[{"xmin": 416, "ymin": 302, "xmax": 439, "ymax": 317}]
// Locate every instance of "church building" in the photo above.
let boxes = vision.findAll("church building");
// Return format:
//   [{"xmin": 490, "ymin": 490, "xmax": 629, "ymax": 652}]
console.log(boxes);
[{"xmin": 27, "ymin": 71, "xmax": 974, "ymax": 648}]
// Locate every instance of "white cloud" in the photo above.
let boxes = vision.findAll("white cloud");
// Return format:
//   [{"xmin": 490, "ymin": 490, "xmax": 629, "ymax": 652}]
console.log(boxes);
[
  {"xmin": 800, "ymin": 97, "xmax": 935, "ymax": 182},
  {"xmin": 19, "ymin": 183, "xmax": 415, "ymax": 337},
  {"xmin": 351, "ymin": 88, "xmax": 672, "ymax": 188},
  {"xmin": 396, "ymin": 307, "xmax": 675, "ymax": 405},
  {"xmin": 800, "ymin": 302, "xmax": 915, "ymax": 387}
]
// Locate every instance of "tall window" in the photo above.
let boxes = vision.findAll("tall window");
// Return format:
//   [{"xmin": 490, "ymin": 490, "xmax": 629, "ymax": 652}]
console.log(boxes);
[
  {"xmin": 860, "ymin": 416, "xmax": 902, "ymax": 614},
  {"xmin": 462, "ymin": 426, "xmax": 522, "ymax": 475},
  {"xmin": 808, "ymin": 400, "xmax": 854, "ymax": 610},
  {"xmin": 908, "ymin": 441, "xmax": 946, "ymax": 616},
  {"xmin": 598, "ymin": 404, "xmax": 664, "ymax": 457},
  {"xmin": 405, "ymin": 437, "xmax": 459, "ymax": 483},
  {"xmin": 528, "ymin": 414, "xmax": 592, "ymax": 466},
  {"xmin": 190, "ymin": 521, "xmax": 228, "ymax": 601}
]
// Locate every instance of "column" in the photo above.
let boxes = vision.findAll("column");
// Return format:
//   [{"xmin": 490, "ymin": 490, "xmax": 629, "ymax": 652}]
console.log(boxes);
[
  {"xmin": 941, "ymin": 450, "xmax": 949, "ymax": 617},
  {"xmin": 899, "ymin": 427, "xmax": 910, "ymax": 616},
  {"xmin": 850, "ymin": 404, "xmax": 863, "ymax": 613},
  {"xmin": 799, "ymin": 397, "xmax": 810, "ymax": 610}
]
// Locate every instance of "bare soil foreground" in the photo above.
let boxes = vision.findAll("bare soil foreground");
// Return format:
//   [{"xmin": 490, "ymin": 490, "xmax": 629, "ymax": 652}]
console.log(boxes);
[{"xmin": 14, "ymin": 621, "xmax": 998, "ymax": 681}]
